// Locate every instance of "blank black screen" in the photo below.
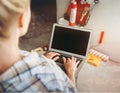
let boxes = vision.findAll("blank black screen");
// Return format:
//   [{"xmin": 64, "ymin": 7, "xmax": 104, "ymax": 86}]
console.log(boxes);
[{"xmin": 51, "ymin": 26, "xmax": 90, "ymax": 56}]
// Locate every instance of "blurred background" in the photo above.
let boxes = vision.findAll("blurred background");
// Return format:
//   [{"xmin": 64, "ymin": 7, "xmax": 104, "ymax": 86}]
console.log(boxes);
[{"xmin": 20, "ymin": 0, "xmax": 56, "ymax": 50}]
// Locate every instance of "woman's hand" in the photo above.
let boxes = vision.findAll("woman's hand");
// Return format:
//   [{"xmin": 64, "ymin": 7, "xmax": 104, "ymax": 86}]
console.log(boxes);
[
  {"xmin": 63, "ymin": 56, "xmax": 80, "ymax": 85},
  {"xmin": 44, "ymin": 52, "xmax": 60, "ymax": 61}
]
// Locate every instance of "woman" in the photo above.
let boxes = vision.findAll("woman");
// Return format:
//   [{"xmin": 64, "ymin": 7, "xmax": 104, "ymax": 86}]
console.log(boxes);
[{"xmin": 0, "ymin": 0, "xmax": 79, "ymax": 92}]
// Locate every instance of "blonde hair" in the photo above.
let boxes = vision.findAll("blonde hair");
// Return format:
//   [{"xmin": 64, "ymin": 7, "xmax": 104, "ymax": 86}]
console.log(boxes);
[{"xmin": 0, "ymin": 0, "xmax": 30, "ymax": 37}]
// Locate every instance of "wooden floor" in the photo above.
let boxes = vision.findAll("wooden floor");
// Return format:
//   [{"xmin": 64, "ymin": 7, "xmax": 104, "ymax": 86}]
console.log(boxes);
[{"xmin": 20, "ymin": 1, "xmax": 56, "ymax": 50}]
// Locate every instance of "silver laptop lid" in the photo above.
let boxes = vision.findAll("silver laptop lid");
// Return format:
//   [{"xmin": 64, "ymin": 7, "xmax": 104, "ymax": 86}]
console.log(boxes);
[{"xmin": 49, "ymin": 23, "xmax": 92, "ymax": 60}]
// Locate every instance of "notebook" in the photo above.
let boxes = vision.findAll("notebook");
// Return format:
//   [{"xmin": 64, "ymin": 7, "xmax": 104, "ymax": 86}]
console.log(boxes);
[{"xmin": 49, "ymin": 23, "xmax": 92, "ymax": 62}]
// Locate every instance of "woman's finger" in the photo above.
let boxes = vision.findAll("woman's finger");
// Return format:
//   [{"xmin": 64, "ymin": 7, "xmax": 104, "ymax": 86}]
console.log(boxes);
[
  {"xmin": 51, "ymin": 52, "xmax": 60, "ymax": 58},
  {"xmin": 45, "ymin": 52, "xmax": 60, "ymax": 59},
  {"xmin": 74, "ymin": 57, "xmax": 77, "ymax": 61},
  {"xmin": 63, "ymin": 57, "xmax": 66, "ymax": 64},
  {"xmin": 67, "ymin": 58, "xmax": 71, "ymax": 62},
  {"xmin": 76, "ymin": 61, "xmax": 80, "ymax": 66},
  {"xmin": 52, "ymin": 56, "xmax": 59, "ymax": 61}
]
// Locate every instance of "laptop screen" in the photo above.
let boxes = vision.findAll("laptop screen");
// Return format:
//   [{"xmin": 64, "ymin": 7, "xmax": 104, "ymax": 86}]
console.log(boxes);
[{"xmin": 49, "ymin": 24, "xmax": 91, "ymax": 58}]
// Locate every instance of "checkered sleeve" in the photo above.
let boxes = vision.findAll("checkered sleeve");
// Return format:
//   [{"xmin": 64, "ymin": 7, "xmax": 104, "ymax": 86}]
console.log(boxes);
[{"xmin": 0, "ymin": 51, "xmax": 77, "ymax": 92}]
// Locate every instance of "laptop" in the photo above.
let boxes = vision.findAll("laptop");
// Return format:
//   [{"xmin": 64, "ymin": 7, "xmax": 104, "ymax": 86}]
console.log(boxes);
[{"xmin": 49, "ymin": 23, "xmax": 92, "ymax": 70}]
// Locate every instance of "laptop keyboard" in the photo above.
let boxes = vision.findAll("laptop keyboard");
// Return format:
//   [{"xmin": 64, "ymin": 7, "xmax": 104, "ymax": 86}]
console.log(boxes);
[
  {"xmin": 55, "ymin": 54, "xmax": 83, "ymax": 68},
  {"xmin": 56, "ymin": 54, "xmax": 68, "ymax": 64}
]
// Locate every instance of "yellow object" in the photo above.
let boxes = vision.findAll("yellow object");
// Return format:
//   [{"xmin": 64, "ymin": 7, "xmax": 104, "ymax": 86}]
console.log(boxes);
[
  {"xmin": 87, "ymin": 54, "xmax": 102, "ymax": 67},
  {"xmin": 33, "ymin": 47, "xmax": 45, "ymax": 55}
]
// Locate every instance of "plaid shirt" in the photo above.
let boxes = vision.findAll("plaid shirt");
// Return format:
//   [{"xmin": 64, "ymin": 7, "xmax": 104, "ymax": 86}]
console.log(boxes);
[{"xmin": 0, "ymin": 51, "xmax": 77, "ymax": 92}]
